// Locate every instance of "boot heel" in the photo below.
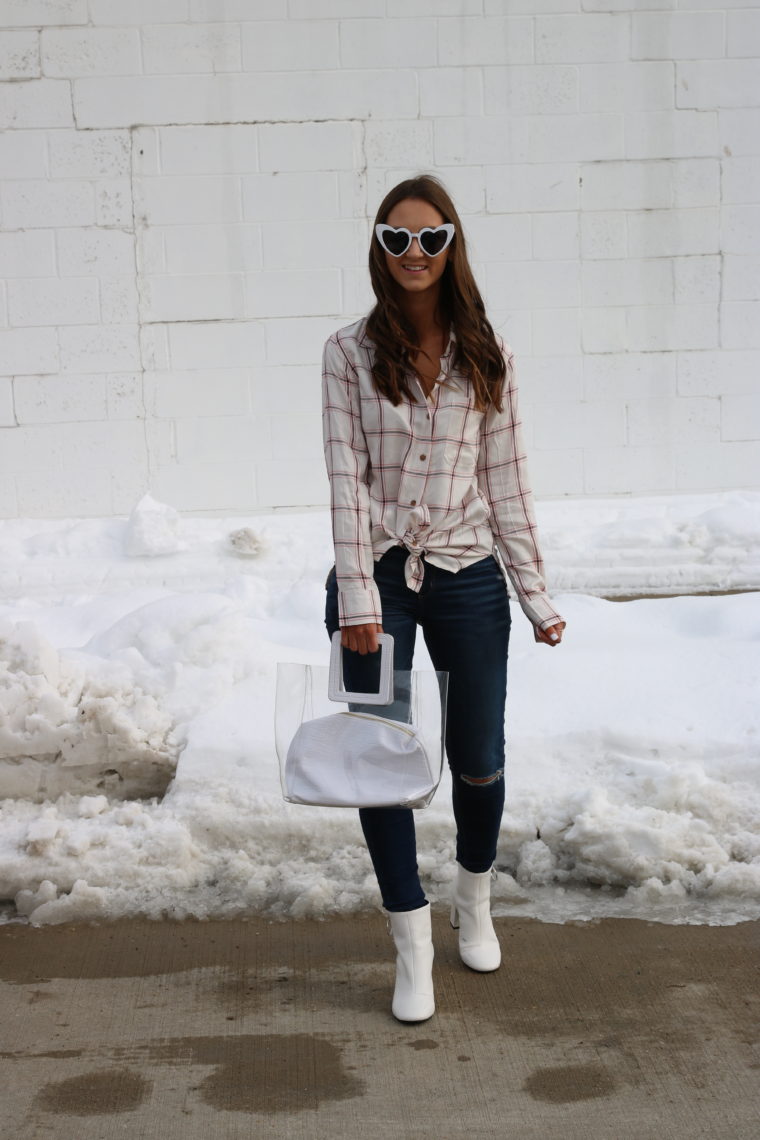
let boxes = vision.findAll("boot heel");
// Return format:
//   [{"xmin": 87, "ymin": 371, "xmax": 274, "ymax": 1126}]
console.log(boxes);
[{"xmin": 449, "ymin": 903, "xmax": 459, "ymax": 929}]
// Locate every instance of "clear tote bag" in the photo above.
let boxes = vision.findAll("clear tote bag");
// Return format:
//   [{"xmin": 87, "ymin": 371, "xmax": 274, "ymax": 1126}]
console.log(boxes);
[{"xmin": 275, "ymin": 632, "xmax": 449, "ymax": 809}]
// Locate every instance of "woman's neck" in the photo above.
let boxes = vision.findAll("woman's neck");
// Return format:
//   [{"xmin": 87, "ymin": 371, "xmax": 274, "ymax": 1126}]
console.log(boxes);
[{"xmin": 399, "ymin": 288, "xmax": 448, "ymax": 342}]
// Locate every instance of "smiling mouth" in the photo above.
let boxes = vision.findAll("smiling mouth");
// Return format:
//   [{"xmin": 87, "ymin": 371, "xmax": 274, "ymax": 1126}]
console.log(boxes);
[{"xmin": 402, "ymin": 265, "xmax": 428, "ymax": 272}]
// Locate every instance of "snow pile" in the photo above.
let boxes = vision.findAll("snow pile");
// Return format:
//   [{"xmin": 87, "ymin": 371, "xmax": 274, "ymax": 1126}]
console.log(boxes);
[
  {"xmin": 0, "ymin": 615, "xmax": 178, "ymax": 801},
  {"xmin": 0, "ymin": 490, "xmax": 758, "ymax": 927},
  {"xmin": 124, "ymin": 492, "xmax": 184, "ymax": 557},
  {"xmin": 542, "ymin": 488, "xmax": 760, "ymax": 596},
  {"xmin": 0, "ymin": 490, "xmax": 757, "ymax": 603}
]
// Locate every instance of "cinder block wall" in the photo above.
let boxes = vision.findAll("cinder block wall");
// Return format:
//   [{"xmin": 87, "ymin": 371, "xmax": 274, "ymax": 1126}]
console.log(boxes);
[{"xmin": 1, "ymin": 0, "xmax": 758, "ymax": 518}]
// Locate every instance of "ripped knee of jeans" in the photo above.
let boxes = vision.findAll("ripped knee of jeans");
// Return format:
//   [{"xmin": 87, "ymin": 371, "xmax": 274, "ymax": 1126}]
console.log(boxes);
[{"xmin": 460, "ymin": 767, "xmax": 504, "ymax": 787}]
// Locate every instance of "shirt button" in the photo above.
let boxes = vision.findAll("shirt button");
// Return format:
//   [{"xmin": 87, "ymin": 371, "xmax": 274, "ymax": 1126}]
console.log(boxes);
[
  {"xmin": 410, "ymin": 500, "xmax": 417, "ymax": 506},
  {"xmin": 419, "ymin": 453, "xmax": 427, "ymax": 460}
]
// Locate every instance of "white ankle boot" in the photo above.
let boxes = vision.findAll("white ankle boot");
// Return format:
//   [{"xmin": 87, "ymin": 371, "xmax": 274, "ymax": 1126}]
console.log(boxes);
[
  {"xmin": 387, "ymin": 902, "xmax": 435, "ymax": 1022},
  {"xmin": 450, "ymin": 864, "xmax": 501, "ymax": 972}
]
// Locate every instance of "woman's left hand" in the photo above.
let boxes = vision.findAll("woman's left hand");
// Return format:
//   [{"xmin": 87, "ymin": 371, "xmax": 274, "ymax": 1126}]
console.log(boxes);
[{"xmin": 534, "ymin": 621, "xmax": 566, "ymax": 646}]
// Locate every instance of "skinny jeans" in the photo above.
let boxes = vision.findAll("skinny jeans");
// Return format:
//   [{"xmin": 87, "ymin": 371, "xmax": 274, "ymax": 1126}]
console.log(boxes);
[{"xmin": 324, "ymin": 544, "xmax": 511, "ymax": 912}]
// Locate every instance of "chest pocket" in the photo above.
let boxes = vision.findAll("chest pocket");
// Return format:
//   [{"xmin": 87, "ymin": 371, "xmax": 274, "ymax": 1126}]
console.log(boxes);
[{"xmin": 438, "ymin": 399, "xmax": 483, "ymax": 471}]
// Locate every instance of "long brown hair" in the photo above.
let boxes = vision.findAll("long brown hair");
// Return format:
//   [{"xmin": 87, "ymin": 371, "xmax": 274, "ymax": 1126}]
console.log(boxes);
[{"xmin": 365, "ymin": 173, "xmax": 506, "ymax": 413}]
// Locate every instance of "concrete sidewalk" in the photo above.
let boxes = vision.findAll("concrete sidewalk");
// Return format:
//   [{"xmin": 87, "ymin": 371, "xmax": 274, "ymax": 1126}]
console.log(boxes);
[{"xmin": 1, "ymin": 912, "xmax": 758, "ymax": 1139}]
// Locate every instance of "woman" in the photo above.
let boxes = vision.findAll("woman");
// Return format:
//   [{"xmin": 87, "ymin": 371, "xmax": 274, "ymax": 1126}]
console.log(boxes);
[{"xmin": 321, "ymin": 174, "xmax": 566, "ymax": 1023}]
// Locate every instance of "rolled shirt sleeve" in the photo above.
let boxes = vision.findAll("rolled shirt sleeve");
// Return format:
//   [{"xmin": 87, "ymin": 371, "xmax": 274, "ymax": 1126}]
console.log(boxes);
[
  {"xmin": 476, "ymin": 346, "xmax": 565, "ymax": 632},
  {"xmin": 321, "ymin": 333, "xmax": 382, "ymax": 627}
]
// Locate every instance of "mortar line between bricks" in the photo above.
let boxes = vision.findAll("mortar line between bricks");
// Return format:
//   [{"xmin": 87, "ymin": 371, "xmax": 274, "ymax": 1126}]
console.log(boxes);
[{"xmin": 128, "ymin": 125, "xmax": 154, "ymax": 493}]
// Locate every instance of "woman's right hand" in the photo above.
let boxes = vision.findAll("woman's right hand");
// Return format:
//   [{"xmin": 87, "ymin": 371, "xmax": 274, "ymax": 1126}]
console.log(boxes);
[{"xmin": 341, "ymin": 623, "xmax": 384, "ymax": 655}]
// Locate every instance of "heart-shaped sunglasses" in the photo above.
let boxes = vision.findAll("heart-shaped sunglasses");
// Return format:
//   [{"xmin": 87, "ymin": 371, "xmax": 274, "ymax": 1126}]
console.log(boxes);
[{"xmin": 375, "ymin": 223, "xmax": 455, "ymax": 258}]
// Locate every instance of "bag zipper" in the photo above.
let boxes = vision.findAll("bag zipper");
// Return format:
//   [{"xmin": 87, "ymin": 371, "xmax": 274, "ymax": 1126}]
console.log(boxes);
[{"xmin": 341, "ymin": 711, "xmax": 416, "ymax": 738}]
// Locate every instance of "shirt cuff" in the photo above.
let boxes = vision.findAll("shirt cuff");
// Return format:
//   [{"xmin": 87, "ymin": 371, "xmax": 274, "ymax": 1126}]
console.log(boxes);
[
  {"xmin": 513, "ymin": 589, "xmax": 565, "ymax": 632},
  {"xmin": 337, "ymin": 582, "xmax": 383, "ymax": 627}
]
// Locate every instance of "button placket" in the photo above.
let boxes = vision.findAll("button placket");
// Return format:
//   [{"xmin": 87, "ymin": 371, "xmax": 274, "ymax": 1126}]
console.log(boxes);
[{"xmin": 399, "ymin": 401, "xmax": 431, "ymax": 511}]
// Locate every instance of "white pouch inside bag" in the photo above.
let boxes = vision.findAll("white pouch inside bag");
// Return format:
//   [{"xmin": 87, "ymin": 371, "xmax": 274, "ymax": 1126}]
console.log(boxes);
[{"xmin": 276, "ymin": 633, "xmax": 448, "ymax": 809}]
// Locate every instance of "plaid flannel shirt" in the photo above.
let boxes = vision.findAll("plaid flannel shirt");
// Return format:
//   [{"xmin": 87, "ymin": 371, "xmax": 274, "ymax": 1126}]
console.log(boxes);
[{"xmin": 321, "ymin": 315, "xmax": 564, "ymax": 633}]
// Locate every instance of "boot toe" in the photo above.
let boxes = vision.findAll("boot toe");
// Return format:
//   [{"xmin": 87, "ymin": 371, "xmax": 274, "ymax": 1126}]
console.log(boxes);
[
  {"xmin": 392, "ymin": 993, "xmax": 436, "ymax": 1022},
  {"xmin": 460, "ymin": 942, "xmax": 501, "ymax": 972}
]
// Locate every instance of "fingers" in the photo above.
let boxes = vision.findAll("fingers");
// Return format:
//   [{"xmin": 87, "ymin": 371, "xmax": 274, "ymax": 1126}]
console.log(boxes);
[
  {"xmin": 344, "ymin": 628, "xmax": 369, "ymax": 654},
  {"xmin": 340, "ymin": 623, "xmax": 383, "ymax": 655},
  {"xmin": 535, "ymin": 622, "xmax": 566, "ymax": 646}
]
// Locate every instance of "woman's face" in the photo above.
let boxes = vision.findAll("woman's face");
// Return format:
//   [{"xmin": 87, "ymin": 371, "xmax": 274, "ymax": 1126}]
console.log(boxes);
[{"xmin": 381, "ymin": 198, "xmax": 451, "ymax": 297}]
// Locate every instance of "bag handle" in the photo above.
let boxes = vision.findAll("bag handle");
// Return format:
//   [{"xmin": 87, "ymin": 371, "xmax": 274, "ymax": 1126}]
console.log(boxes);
[{"xmin": 327, "ymin": 630, "xmax": 395, "ymax": 705}]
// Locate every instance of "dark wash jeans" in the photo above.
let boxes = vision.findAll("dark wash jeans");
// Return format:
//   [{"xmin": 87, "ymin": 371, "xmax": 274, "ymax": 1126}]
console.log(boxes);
[{"xmin": 324, "ymin": 544, "xmax": 511, "ymax": 912}]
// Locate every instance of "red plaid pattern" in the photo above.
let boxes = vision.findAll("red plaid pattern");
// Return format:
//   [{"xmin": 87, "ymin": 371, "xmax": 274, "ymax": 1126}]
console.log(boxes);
[{"xmin": 322, "ymin": 316, "xmax": 564, "ymax": 633}]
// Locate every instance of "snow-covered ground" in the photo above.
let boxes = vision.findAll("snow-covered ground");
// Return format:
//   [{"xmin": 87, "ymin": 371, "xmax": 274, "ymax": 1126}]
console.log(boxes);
[{"xmin": 1, "ymin": 488, "xmax": 759, "ymax": 928}]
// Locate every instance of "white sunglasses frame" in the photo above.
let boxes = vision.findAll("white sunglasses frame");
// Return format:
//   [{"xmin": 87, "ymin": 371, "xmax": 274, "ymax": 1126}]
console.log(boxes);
[{"xmin": 374, "ymin": 222, "xmax": 455, "ymax": 258}]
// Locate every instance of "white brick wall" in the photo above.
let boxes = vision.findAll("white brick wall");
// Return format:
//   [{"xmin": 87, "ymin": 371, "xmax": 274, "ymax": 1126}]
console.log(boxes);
[
  {"xmin": 41, "ymin": 26, "xmax": 141, "ymax": 76},
  {"xmin": 0, "ymin": 29, "xmax": 40, "ymax": 78},
  {"xmin": 0, "ymin": 1, "xmax": 758, "ymax": 520}
]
